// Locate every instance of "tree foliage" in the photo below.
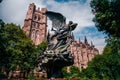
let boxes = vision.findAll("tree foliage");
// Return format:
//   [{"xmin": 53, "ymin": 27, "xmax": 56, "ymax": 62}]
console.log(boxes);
[
  {"xmin": 0, "ymin": 0, "xmax": 3, "ymax": 3},
  {"xmin": 90, "ymin": 0, "xmax": 120, "ymax": 53},
  {"xmin": 36, "ymin": 41, "xmax": 48, "ymax": 54},
  {"xmin": 0, "ymin": 19, "xmax": 5, "ymax": 52},
  {"xmin": 79, "ymin": 1, "xmax": 120, "ymax": 79},
  {"xmin": 104, "ymin": 37, "xmax": 120, "ymax": 53},
  {"xmin": 80, "ymin": 53, "xmax": 120, "ymax": 80},
  {"xmin": 0, "ymin": 22, "xmax": 37, "ymax": 73},
  {"xmin": 62, "ymin": 66, "xmax": 80, "ymax": 79},
  {"xmin": 0, "ymin": 19, "xmax": 7, "ymax": 67},
  {"xmin": 91, "ymin": 0, "xmax": 120, "ymax": 37}
]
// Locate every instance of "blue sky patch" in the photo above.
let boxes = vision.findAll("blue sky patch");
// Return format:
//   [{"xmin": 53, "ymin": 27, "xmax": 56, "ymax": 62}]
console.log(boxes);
[
  {"xmin": 0, "ymin": 0, "xmax": 106, "ymax": 52},
  {"xmin": 54, "ymin": 0, "xmax": 70, "ymax": 3},
  {"xmin": 74, "ymin": 26, "xmax": 106, "ymax": 44},
  {"xmin": 54, "ymin": 0, "xmax": 87, "ymax": 4}
]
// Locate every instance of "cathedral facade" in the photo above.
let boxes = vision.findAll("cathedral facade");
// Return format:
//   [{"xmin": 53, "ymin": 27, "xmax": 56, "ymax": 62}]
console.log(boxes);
[
  {"xmin": 22, "ymin": 3, "xmax": 99, "ymax": 70},
  {"xmin": 70, "ymin": 37, "xmax": 99, "ymax": 70}
]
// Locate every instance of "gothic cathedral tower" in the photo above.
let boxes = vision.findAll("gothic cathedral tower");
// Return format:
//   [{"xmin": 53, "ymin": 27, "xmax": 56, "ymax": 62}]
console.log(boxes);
[{"xmin": 22, "ymin": 3, "xmax": 47, "ymax": 45}]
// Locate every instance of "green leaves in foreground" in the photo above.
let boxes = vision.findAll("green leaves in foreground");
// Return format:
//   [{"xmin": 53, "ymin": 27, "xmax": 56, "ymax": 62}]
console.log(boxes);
[
  {"xmin": 0, "ymin": 22, "xmax": 36, "ymax": 72},
  {"xmin": 62, "ymin": 66, "xmax": 80, "ymax": 79},
  {"xmin": 80, "ymin": 53, "xmax": 120, "ymax": 80},
  {"xmin": 91, "ymin": 0, "xmax": 120, "ymax": 37}
]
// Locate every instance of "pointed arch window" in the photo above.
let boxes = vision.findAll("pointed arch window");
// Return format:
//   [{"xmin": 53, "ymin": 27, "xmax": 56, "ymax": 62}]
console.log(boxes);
[
  {"xmin": 29, "ymin": 7, "xmax": 31, "ymax": 10},
  {"xmin": 32, "ymin": 22, "xmax": 35, "ymax": 27},
  {"xmin": 31, "ymin": 30, "xmax": 35, "ymax": 41},
  {"xmin": 38, "ymin": 16, "xmax": 40, "ymax": 21},
  {"xmin": 38, "ymin": 24, "xmax": 40, "ymax": 28},
  {"xmin": 34, "ymin": 15, "xmax": 37, "ymax": 20},
  {"xmin": 35, "ymin": 30, "xmax": 40, "ymax": 45}
]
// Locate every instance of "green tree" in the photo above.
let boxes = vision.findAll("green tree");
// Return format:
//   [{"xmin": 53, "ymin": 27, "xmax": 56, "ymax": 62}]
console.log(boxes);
[
  {"xmin": 0, "ymin": 19, "xmax": 5, "ymax": 64},
  {"xmin": 103, "ymin": 45, "xmax": 112, "ymax": 54},
  {"xmin": 36, "ymin": 41, "xmax": 48, "ymax": 54},
  {"xmin": 0, "ymin": 19, "xmax": 8, "ymax": 78},
  {"xmin": 36, "ymin": 41, "xmax": 48, "ymax": 66},
  {"xmin": 0, "ymin": 0, "xmax": 3, "ymax": 3},
  {"xmin": 80, "ymin": 53, "xmax": 120, "ymax": 80},
  {"xmin": 62, "ymin": 66, "xmax": 80, "ymax": 79},
  {"xmin": 0, "ymin": 19, "xmax": 5, "ymax": 54},
  {"xmin": 91, "ymin": 0, "xmax": 120, "ymax": 37},
  {"xmin": 79, "ymin": 0, "xmax": 120, "ymax": 79},
  {"xmin": 0, "ymin": 23, "xmax": 37, "ymax": 74},
  {"xmin": 90, "ymin": 0, "xmax": 120, "ymax": 53},
  {"xmin": 104, "ymin": 37, "xmax": 120, "ymax": 53}
]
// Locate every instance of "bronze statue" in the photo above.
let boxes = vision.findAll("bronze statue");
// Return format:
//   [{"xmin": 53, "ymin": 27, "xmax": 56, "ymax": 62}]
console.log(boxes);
[{"xmin": 37, "ymin": 11, "xmax": 77, "ymax": 78}]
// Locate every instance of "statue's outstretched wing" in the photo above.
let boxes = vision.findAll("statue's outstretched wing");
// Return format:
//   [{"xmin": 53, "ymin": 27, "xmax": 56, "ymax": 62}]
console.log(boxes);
[{"xmin": 46, "ymin": 11, "xmax": 66, "ymax": 31}]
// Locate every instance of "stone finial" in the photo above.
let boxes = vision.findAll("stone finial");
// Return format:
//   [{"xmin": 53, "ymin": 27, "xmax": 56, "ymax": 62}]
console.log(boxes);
[
  {"xmin": 38, "ymin": 7, "xmax": 40, "ymax": 11},
  {"xmin": 31, "ymin": 3, "xmax": 34, "ymax": 5},
  {"xmin": 41, "ymin": 8, "xmax": 47, "ymax": 13},
  {"xmin": 91, "ymin": 41, "xmax": 94, "ymax": 47},
  {"xmin": 84, "ymin": 36, "xmax": 88, "ymax": 45},
  {"xmin": 79, "ymin": 37, "xmax": 81, "ymax": 43},
  {"xmin": 30, "ymin": 3, "xmax": 35, "ymax": 7}
]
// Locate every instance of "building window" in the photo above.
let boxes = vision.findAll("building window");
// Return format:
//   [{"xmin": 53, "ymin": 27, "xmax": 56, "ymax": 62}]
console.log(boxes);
[
  {"xmin": 32, "ymin": 22, "xmax": 35, "ymax": 27},
  {"xmin": 34, "ymin": 23, "xmax": 36, "ymax": 27},
  {"xmin": 37, "ymin": 23, "xmax": 40, "ymax": 28},
  {"xmin": 31, "ymin": 30, "xmax": 35, "ymax": 41},
  {"xmin": 35, "ymin": 23, "xmax": 38, "ymax": 28},
  {"xmin": 34, "ymin": 15, "xmax": 37, "ymax": 20},
  {"xmin": 38, "ymin": 16, "xmax": 40, "ymax": 21},
  {"xmin": 81, "ymin": 64, "xmax": 84, "ymax": 69},
  {"xmin": 29, "ymin": 7, "xmax": 31, "ymax": 10},
  {"xmin": 35, "ymin": 30, "xmax": 40, "ymax": 45}
]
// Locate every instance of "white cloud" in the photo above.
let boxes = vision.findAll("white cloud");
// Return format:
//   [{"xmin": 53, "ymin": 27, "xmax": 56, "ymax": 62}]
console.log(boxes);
[
  {"xmin": 0, "ymin": 0, "xmax": 94, "ymax": 31},
  {"xmin": 0, "ymin": 0, "xmax": 106, "ymax": 53},
  {"xmin": 96, "ymin": 46, "xmax": 105, "ymax": 54},
  {"xmin": 0, "ymin": 0, "xmax": 45, "ymax": 26},
  {"xmin": 43, "ymin": 0, "xmax": 95, "ymax": 32}
]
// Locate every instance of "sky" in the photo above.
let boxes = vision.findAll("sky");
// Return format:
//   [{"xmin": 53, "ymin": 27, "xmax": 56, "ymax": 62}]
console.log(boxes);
[{"xmin": 0, "ymin": 0, "xmax": 106, "ymax": 53}]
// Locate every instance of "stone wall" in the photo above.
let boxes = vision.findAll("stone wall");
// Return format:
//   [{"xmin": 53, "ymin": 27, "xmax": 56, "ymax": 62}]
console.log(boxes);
[
  {"xmin": 22, "ymin": 3, "xmax": 47, "ymax": 46},
  {"xmin": 70, "ymin": 40, "xmax": 99, "ymax": 70}
]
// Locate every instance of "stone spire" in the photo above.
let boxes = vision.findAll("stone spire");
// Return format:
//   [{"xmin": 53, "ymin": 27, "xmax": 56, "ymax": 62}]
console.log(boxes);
[
  {"xmin": 79, "ymin": 37, "xmax": 81, "ymax": 43},
  {"xmin": 71, "ymin": 32, "xmax": 74, "ymax": 41},
  {"xmin": 91, "ymin": 41, "xmax": 94, "ymax": 47},
  {"xmin": 84, "ymin": 36, "xmax": 88, "ymax": 45}
]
